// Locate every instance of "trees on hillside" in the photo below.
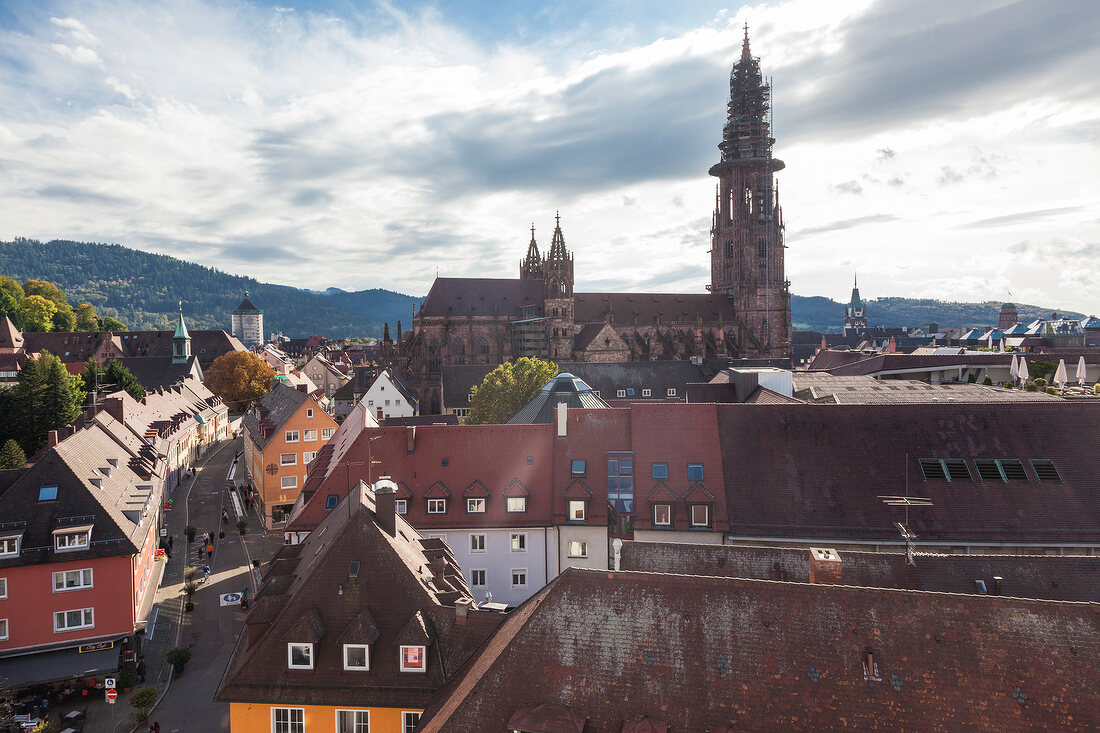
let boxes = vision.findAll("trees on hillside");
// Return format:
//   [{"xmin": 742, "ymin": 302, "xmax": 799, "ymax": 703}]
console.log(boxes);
[
  {"xmin": 466, "ymin": 357, "xmax": 559, "ymax": 425},
  {"xmin": 204, "ymin": 351, "xmax": 277, "ymax": 412}
]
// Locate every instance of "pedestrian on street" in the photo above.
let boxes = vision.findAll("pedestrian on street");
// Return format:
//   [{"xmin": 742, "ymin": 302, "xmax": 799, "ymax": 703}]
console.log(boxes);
[
  {"xmin": 206, "ymin": 541, "xmax": 214, "ymax": 559},
  {"xmin": 168, "ymin": 535, "xmax": 174, "ymax": 551},
  {"xmin": 137, "ymin": 658, "xmax": 147, "ymax": 683},
  {"xmin": 149, "ymin": 722, "xmax": 160, "ymax": 732},
  {"xmin": 222, "ymin": 508, "xmax": 229, "ymax": 523},
  {"xmin": 203, "ymin": 564, "xmax": 211, "ymax": 582}
]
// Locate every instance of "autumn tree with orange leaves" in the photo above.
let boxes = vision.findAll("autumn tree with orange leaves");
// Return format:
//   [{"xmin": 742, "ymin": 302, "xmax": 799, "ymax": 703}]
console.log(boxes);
[{"xmin": 204, "ymin": 351, "xmax": 276, "ymax": 412}]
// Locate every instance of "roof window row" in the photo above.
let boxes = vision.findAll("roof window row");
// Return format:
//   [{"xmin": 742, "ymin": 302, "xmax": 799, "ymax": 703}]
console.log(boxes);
[{"xmin": 918, "ymin": 458, "xmax": 1061, "ymax": 483}]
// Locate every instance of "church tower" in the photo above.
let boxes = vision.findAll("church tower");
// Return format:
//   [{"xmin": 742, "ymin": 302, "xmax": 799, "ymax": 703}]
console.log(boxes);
[
  {"xmin": 709, "ymin": 24, "xmax": 791, "ymax": 359},
  {"xmin": 542, "ymin": 213, "xmax": 575, "ymax": 361},
  {"xmin": 172, "ymin": 303, "xmax": 191, "ymax": 364},
  {"xmin": 843, "ymin": 275, "xmax": 867, "ymax": 334}
]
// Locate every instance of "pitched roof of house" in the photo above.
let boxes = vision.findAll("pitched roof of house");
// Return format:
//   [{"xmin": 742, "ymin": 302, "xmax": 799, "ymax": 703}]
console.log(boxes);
[
  {"xmin": 418, "ymin": 568, "xmax": 1099, "ymax": 731},
  {"xmin": 506, "ymin": 373, "xmax": 609, "ymax": 424},
  {"xmin": 620, "ymin": 541, "xmax": 1100, "ymax": 601},
  {"xmin": 215, "ymin": 483, "xmax": 504, "ymax": 708},
  {"xmin": 332, "ymin": 368, "xmax": 375, "ymax": 402},
  {"xmin": 241, "ymin": 383, "xmax": 312, "ymax": 450},
  {"xmin": 418, "ymin": 278, "xmax": 545, "ymax": 318},
  {"xmin": 19, "ymin": 329, "xmax": 244, "ymax": 366},
  {"xmin": 716, "ymin": 402, "xmax": 1100, "ymax": 543},
  {"xmin": 114, "ymin": 355, "xmax": 203, "ymax": 392},
  {"xmin": 573, "ymin": 292, "xmax": 736, "ymax": 325},
  {"xmin": 0, "ymin": 412, "xmax": 163, "ymax": 569},
  {"xmin": 0, "ymin": 316, "xmax": 24, "ymax": 350}
]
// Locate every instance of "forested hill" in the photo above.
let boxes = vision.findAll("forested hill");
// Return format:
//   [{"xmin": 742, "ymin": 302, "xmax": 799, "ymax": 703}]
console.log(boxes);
[
  {"xmin": 791, "ymin": 295, "xmax": 1084, "ymax": 333},
  {"xmin": 0, "ymin": 239, "xmax": 416, "ymax": 338}
]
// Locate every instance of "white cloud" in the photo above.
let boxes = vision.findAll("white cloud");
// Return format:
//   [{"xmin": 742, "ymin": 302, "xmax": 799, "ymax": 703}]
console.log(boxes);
[{"xmin": 1, "ymin": 0, "xmax": 1099, "ymax": 320}]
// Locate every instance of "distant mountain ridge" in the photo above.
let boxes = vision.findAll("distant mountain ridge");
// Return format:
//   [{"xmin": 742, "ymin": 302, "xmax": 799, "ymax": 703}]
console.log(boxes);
[
  {"xmin": 0, "ymin": 238, "xmax": 1084, "ymax": 339},
  {"xmin": 0, "ymin": 239, "xmax": 418, "ymax": 338}
]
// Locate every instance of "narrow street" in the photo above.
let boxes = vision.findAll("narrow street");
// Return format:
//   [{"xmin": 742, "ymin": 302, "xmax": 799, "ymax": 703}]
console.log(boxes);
[{"xmin": 76, "ymin": 436, "xmax": 285, "ymax": 733}]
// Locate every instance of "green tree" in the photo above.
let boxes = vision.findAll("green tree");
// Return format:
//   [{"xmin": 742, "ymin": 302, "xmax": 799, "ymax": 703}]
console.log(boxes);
[
  {"xmin": 74, "ymin": 302, "xmax": 99, "ymax": 330},
  {"xmin": 23, "ymin": 279, "xmax": 74, "ymax": 332},
  {"xmin": 0, "ymin": 439, "xmax": 26, "ymax": 469},
  {"xmin": 467, "ymin": 357, "xmax": 558, "ymax": 424},
  {"xmin": 43, "ymin": 353, "xmax": 83, "ymax": 436},
  {"xmin": 204, "ymin": 351, "xmax": 277, "ymax": 411},
  {"xmin": 82, "ymin": 359, "xmax": 145, "ymax": 401},
  {"xmin": 12, "ymin": 353, "xmax": 48, "ymax": 453},
  {"xmin": 0, "ymin": 275, "xmax": 24, "ymax": 323},
  {"xmin": 20, "ymin": 294, "xmax": 56, "ymax": 331},
  {"xmin": 98, "ymin": 315, "xmax": 127, "ymax": 331}
]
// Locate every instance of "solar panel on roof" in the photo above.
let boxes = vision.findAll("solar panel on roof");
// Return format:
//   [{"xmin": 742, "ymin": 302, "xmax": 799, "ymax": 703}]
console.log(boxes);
[
  {"xmin": 1030, "ymin": 459, "xmax": 1061, "ymax": 482},
  {"xmin": 1000, "ymin": 459, "xmax": 1028, "ymax": 481}
]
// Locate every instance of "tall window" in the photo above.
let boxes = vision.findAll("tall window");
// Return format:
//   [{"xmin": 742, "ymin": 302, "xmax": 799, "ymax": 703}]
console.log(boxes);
[
  {"xmin": 470, "ymin": 534, "xmax": 486, "ymax": 552},
  {"xmin": 336, "ymin": 710, "xmax": 369, "ymax": 733},
  {"xmin": 272, "ymin": 707, "xmax": 305, "ymax": 733},
  {"xmin": 510, "ymin": 533, "xmax": 527, "ymax": 552},
  {"xmin": 470, "ymin": 569, "xmax": 486, "ymax": 586},
  {"xmin": 568, "ymin": 500, "xmax": 586, "ymax": 521},
  {"xmin": 0, "ymin": 618, "xmax": 7, "ymax": 640},
  {"xmin": 690, "ymin": 504, "xmax": 710, "ymax": 527},
  {"xmin": 403, "ymin": 712, "xmax": 422, "ymax": 733},
  {"xmin": 607, "ymin": 453, "xmax": 634, "ymax": 513},
  {"xmin": 653, "ymin": 504, "xmax": 672, "ymax": 526}
]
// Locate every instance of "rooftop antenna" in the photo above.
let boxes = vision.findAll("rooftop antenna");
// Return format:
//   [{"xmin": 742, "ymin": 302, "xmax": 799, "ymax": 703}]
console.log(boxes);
[{"xmin": 878, "ymin": 453, "xmax": 933, "ymax": 566}]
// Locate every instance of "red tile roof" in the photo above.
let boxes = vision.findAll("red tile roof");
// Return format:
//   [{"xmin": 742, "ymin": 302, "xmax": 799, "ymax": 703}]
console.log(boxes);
[{"xmin": 418, "ymin": 568, "xmax": 1100, "ymax": 731}]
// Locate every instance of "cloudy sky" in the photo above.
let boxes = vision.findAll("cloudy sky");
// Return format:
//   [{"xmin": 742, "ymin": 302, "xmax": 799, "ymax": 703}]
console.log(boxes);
[{"xmin": 2, "ymin": 0, "xmax": 1099, "ymax": 314}]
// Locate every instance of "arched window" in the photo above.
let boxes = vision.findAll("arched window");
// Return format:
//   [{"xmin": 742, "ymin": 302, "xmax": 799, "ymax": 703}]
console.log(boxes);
[
  {"xmin": 428, "ymin": 338, "xmax": 441, "ymax": 373},
  {"xmin": 451, "ymin": 337, "xmax": 465, "ymax": 365},
  {"xmin": 477, "ymin": 336, "xmax": 490, "ymax": 362}
]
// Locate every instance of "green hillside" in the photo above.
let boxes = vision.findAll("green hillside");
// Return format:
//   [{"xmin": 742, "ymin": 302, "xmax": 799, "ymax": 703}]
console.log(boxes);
[
  {"xmin": 1, "ymin": 238, "xmax": 1083, "ymax": 339},
  {"xmin": 0, "ymin": 239, "xmax": 414, "ymax": 338}
]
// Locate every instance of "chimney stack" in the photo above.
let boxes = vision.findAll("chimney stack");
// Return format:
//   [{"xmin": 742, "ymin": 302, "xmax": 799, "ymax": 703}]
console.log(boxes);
[
  {"xmin": 406, "ymin": 426, "xmax": 416, "ymax": 454},
  {"xmin": 808, "ymin": 548, "xmax": 842, "ymax": 585},
  {"xmin": 556, "ymin": 401, "xmax": 567, "ymax": 437},
  {"xmin": 454, "ymin": 597, "xmax": 472, "ymax": 626},
  {"xmin": 47, "ymin": 430, "xmax": 60, "ymax": 448},
  {"xmin": 105, "ymin": 396, "xmax": 125, "ymax": 424},
  {"xmin": 374, "ymin": 480, "xmax": 397, "ymax": 537},
  {"xmin": 993, "ymin": 576, "xmax": 1003, "ymax": 596}
]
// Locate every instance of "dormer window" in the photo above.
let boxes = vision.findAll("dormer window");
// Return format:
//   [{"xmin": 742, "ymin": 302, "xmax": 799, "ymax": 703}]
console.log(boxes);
[
  {"xmin": 400, "ymin": 645, "xmax": 426, "ymax": 673},
  {"xmin": 54, "ymin": 527, "xmax": 91, "ymax": 552},
  {"xmin": 343, "ymin": 643, "xmax": 370, "ymax": 671},
  {"xmin": 287, "ymin": 642, "xmax": 313, "ymax": 669},
  {"xmin": 0, "ymin": 534, "xmax": 21, "ymax": 557}
]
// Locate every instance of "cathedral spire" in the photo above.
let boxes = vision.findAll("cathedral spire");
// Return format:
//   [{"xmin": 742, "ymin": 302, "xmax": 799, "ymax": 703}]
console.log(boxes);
[
  {"xmin": 520, "ymin": 223, "xmax": 543, "ymax": 279},
  {"xmin": 741, "ymin": 21, "xmax": 752, "ymax": 62},
  {"xmin": 548, "ymin": 211, "xmax": 568, "ymax": 260}
]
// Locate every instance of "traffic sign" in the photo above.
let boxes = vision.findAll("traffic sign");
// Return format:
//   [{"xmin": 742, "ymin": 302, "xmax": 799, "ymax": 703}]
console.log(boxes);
[
  {"xmin": 160, "ymin": 528, "xmax": 168, "ymax": 536},
  {"xmin": 105, "ymin": 689, "xmax": 118, "ymax": 703},
  {"xmin": 105, "ymin": 677, "xmax": 116, "ymax": 689}
]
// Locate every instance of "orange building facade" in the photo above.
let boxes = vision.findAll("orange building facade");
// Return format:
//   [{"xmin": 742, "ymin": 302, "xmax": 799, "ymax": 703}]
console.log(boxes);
[{"xmin": 243, "ymin": 384, "xmax": 337, "ymax": 529}]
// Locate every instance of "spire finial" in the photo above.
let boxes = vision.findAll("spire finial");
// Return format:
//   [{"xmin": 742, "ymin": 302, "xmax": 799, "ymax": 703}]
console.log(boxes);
[
  {"xmin": 555, "ymin": 210, "xmax": 561, "ymax": 227},
  {"xmin": 178, "ymin": 299, "xmax": 182, "ymax": 314},
  {"xmin": 741, "ymin": 20, "xmax": 752, "ymax": 62},
  {"xmin": 531, "ymin": 222, "xmax": 536, "ymax": 239},
  {"xmin": 854, "ymin": 273, "xmax": 858, "ymax": 289}
]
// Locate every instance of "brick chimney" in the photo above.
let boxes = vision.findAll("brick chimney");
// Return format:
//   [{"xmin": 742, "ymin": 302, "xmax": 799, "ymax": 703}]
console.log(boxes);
[
  {"xmin": 47, "ymin": 430, "xmax": 60, "ymax": 448},
  {"xmin": 105, "ymin": 396, "xmax": 125, "ymax": 423},
  {"xmin": 808, "ymin": 547, "xmax": 842, "ymax": 585},
  {"xmin": 374, "ymin": 481, "xmax": 396, "ymax": 537}
]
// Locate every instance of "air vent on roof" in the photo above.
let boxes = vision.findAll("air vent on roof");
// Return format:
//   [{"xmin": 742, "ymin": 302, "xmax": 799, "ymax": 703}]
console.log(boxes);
[
  {"xmin": 918, "ymin": 458, "xmax": 947, "ymax": 481},
  {"xmin": 1030, "ymin": 459, "xmax": 1061, "ymax": 482},
  {"xmin": 975, "ymin": 459, "xmax": 1003, "ymax": 481},
  {"xmin": 1000, "ymin": 459, "xmax": 1028, "ymax": 482},
  {"xmin": 943, "ymin": 459, "xmax": 972, "ymax": 482}
]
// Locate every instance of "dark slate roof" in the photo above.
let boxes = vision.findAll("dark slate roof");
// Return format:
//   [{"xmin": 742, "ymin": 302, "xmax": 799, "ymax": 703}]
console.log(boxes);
[
  {"xmin": 506, "ymin": 373, "xmax": 610, "ymax": 424},
  {"xmin": 791, "ymin": 373, "xmax": 1063, "ymax": 404},
  {"xmin": 234, "ymin": 297, "xmax": 263, "ymax": 314},
  {"xmin": 417, "ymin": 568, "xmax": 1100, "ymax": 731},
  {"xmin": 215, "ymin": 484, "xmax": 504, "ymax": 709},
  {"xmin": 418, "ymin": 278, "xmax": 545, "ymax": 318},
  {"xmin": 0, "ymin": 316, "xmax": 23, "ymax": 349},
  {"xmin": 573, "ymin": 292, "xmax": 736, "ymax": 325},
  {"xmin": 19, "ymin": 329, "xmax": 244, "ymax": 368},
  {"xmin": 620, "ymin": 542, "xmax": 1100, "ymax": 601},
  {"xmin": 241, "ymin": 383, "xmax": 311, "ymax": 450},
  {"xmin": 0, "ymin": 415, "xmax": 161, "ymax": 569},
  {"xmin": 331, "ymin": 368, "xmax": 374, "ymax": 402},
  {"xmin": 716, "ymin": 402, "xmax": 1100, "ymax": 544},
  {"xmin": 114, "ymin": 355, "xmax": 203, "ymax": 392}
]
